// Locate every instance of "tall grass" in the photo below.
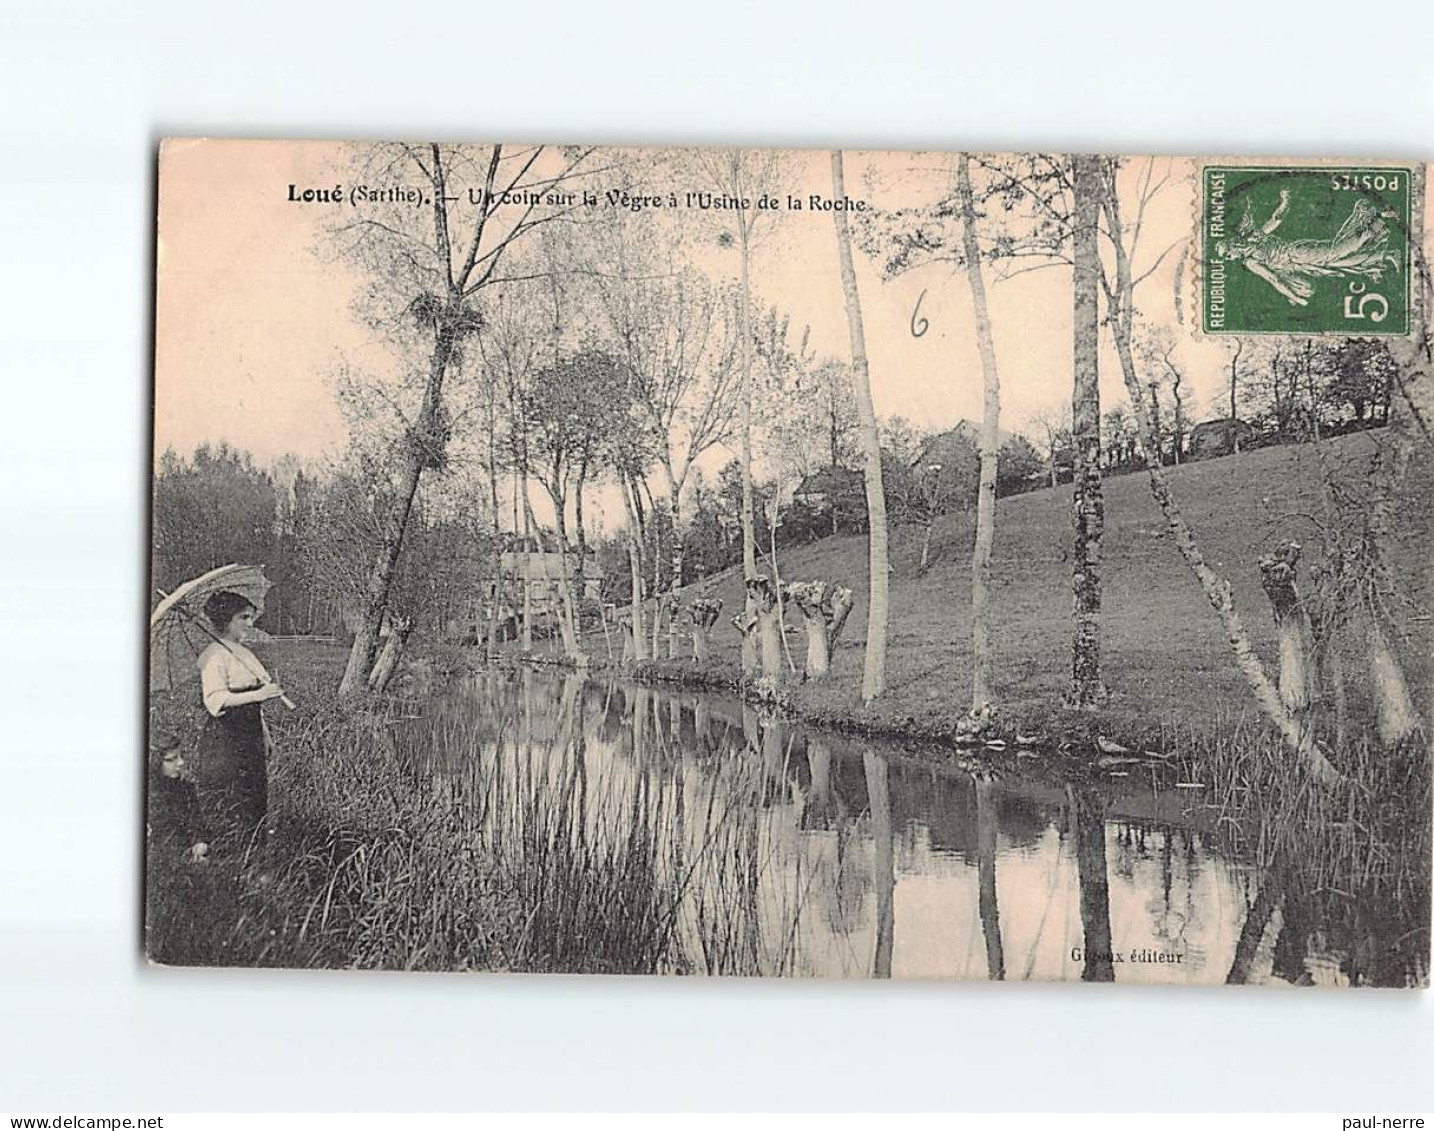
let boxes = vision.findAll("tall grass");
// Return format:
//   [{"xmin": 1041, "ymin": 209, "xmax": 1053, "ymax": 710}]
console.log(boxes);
[
  {"xmin": 147, "ymin": 673, "xmax": 817, "ymax": 975},
  {"xmin": 1173, "ymin": 715, "xmax": 1431, "ymax": 986},
  {"xmin": 396, "ymin": 679, "xmax": 816, "ymax": 975}
]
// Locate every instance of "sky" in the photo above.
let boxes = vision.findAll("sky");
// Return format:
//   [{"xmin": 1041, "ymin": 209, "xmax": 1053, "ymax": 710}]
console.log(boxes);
[{"xmin": 152, "ymin": 140, "xmax": 1423, "ymax": 536}]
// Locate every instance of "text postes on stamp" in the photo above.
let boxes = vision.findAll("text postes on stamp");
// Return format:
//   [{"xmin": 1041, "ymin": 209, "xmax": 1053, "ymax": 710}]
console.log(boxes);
[{"xmin": 1201, "ymin": 165, "xmax": 1412, "ymax": 336}]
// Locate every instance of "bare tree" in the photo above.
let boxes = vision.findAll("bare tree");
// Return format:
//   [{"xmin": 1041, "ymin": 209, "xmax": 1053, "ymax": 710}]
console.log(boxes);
[
  {"xmin": 1134, "ymin": 325, "xmax": 1187, "ymax": 464},
  {"xmin": 683, "ymin": 148, "xmax": 787, "ymax": 676},
  {"xmin": 1027, "ymin": 404, "xmax": 1071, "ymax": 487},
  {"xmin": 331, "ymin": 142, "xmax": 598, "ymax": 694},
  {"xmin": 1097, "ymin": 159, "xmax": 1341, "ymax": 783},
  {"xmin": 589, "ymin": 244, "xmax": 741, "ymax": 649},
  {"xmin": 1227, "ymin": 337, "xmax": 1246, "ymax": 453}
]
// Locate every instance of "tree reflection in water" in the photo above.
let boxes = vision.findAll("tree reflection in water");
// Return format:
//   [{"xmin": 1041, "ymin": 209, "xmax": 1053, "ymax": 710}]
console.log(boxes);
[
  {"xmin": 1068, "ymin": 784, "xmax": 1115, "ymax": 982},
  {"xmin": 864, "ymin": 749, "xmax": 894, "ymax": 979},
  {"xmin": 385, "ymin": 668, "xmax": 1425, "ymax": 984},
  {"xmin": 975, "ymin": 777, "xmax": 1006, "ymax": 980}
]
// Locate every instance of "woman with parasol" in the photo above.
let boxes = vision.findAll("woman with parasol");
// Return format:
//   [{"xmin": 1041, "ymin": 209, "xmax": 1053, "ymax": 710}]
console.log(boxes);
[
  {"xmin": 151, "ymin": 564, "xmax": 292, "ymax": 831},
  {"xmin": 195, "ymin": 590, "xmax": 287, "ymax": 827}
]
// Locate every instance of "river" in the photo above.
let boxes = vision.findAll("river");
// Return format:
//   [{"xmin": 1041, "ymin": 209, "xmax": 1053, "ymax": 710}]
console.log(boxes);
[{"xmin": 385, "ymin": 666, "xmax": 1421, "ymax": 985}]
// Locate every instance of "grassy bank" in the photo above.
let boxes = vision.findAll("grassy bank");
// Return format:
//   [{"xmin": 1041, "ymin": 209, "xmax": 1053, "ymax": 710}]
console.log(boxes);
[
  {"xmin": 528, "ymin": 431, "xmax": 1429, "ymax": 756},
  {"xmin": 146, "ymin": 641, "xmax": 803, "ymax": 973},
  {"xmin": 146, "ymin": 641, "xmax": 520, "ymax": 970}
]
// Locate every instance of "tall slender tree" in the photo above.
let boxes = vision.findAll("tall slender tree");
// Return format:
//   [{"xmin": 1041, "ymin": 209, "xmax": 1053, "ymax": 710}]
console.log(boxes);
[
  {"xmin": 1067, "ymin": 154, "xmax": 1108, "ymax": 709},
  {"xmin": 684, "ymin": 148, "xmax": 786, "ymax": 676},
  {"xmin": 957, "ymin": 154, "xmax": 1003, "ymax": 711},
  {"xmin": 831, "ymin": 149, "xmax": 889, "ymax": 701}
]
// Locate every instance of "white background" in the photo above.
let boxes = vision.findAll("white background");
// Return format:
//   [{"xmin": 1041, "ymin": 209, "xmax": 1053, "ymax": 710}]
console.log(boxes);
[{"xmin": 2, "ymin": 0, "xmax": 1432, "ymax": 1113}]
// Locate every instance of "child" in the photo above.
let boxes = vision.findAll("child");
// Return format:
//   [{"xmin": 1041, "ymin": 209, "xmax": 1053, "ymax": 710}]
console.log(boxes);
[{"xmin": 148, "ymin": 727, "xmax": 209, "ymax": 863}]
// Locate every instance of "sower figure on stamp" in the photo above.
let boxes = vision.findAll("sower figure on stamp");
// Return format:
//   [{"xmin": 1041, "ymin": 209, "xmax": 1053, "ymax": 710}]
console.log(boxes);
[{"xmin": 1218, "ymin": 190, "xmax": 1400, "ymax": 307}]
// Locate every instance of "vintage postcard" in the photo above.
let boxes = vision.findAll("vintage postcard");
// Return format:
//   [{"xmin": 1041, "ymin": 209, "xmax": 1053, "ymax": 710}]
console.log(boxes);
[{"xmin": 148, "ymin": 140, "xmax": 1431, "ymax": 985}]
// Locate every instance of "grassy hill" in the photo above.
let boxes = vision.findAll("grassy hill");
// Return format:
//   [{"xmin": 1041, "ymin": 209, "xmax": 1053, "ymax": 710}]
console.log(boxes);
[{"xmin": 670, "ymin": 429, "xmax": 1431, "ymax": 744}]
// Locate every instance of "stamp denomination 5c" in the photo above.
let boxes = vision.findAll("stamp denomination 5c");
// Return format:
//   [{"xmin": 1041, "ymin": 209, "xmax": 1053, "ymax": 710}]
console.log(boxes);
[{"xmin": 1201, "ymin": 164, "xmax": 1412, "ymax": 336}]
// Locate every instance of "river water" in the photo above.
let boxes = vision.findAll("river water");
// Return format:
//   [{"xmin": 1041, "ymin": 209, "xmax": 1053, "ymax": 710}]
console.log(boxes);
[{"xmin": 388, "ymin": 666, "xmax": 1420, "ymax": 985}]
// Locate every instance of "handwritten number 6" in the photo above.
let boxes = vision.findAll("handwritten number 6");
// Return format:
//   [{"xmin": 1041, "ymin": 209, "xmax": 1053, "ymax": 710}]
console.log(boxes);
[{"xmin": 911, "ymin": 289, "xmax": 930, "ymax": 338}]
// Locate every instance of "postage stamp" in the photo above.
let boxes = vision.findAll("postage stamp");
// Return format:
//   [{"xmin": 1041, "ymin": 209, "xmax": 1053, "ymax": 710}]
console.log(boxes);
[{"xmin": 1201, "ymin": 164, "xmax": 1412, "ymax": 336}]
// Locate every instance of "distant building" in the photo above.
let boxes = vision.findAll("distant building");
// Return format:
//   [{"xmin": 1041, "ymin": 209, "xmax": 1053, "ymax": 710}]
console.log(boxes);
[
  {"xmin": 1188, "ymin": 418, "xmax": 1256, "ymax": 459},
  {"xmin": 792, "ymin": 466, "xmax": 864, "ymax": 510},
  {"xmin": 451, "ymin": 550, "xmax": 604, "ymax": 643},
  {"xmin": 911, "ymin": 420, "xmax": 1016, "ymax": 470}
]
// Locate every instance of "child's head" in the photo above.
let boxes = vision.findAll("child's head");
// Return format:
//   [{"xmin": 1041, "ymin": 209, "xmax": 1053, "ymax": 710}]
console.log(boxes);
[{"xmin": 149, "ymin": 727, "xmax": 187, "ymax": 779}]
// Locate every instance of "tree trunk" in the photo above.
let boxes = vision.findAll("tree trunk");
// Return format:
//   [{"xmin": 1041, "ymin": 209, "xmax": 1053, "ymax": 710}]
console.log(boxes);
[
  {"xmin": 831, "ymin": 149, "xmax": 889, "ymax": 703},
  {"xmin": 549, "ymin": 486, "xmax": 584, "ymax": 658},
  {"xmin": 484, "ymin": 397, "xmax": 502, "ymax": 663},
  {"xmin": 620, "ymin": 476, "xmax": 648, "ymax": 661},
  {"xmin": 529, "ymin": 483, "xmax": 578, "ymax": 657},
  {"xmin": 768, "ymin": 498, "xmax": 797, "ymax": 678},
  {"xmin": 650, "ymin": 513, "xmax": 663, "ymax": 660},
  {"xmin": 618, "ymin": 611, "xmax": 635, "ymax": 662},
  {"xmin": 787, "ymin": 580, "xmax": 853, "ymax": 681},
  {"xmin": 667, "ymin": 475, "xmax": 687, "ymax": 661},
  {"xmin": 1100, "ymin": 175, "xmax": 1341, "ymax": 785},
  {"xmin": 519, "ymin": 478, "xmax": 533, "ymax": 652},
  {"xmin": 919, "ymin": 520, "xmax": 934, "ymax": 573},
  {"xmin": 574, "ymin": 459, "xmax": 590, "ymax": 620},
  {"xmin": 1067, "ymin": 154, "xmax": 1108, "ymax": 709},
  {"xmin": 736, "ymin": 182, "xmax": 759, "ymax": 679},
  {"xmin": 1146, "ymin": 382, "xmax": 1164, "ymax": 464},
  {"xmin": 688, "ymin": 597, "xmax": 722, "ymax": 662},
  {"xmin": 958, "ymin": 154, "xmax": 1002, "ymax": 712},
  {"xmin": 747, "ymin": 576, "xmax": 784, "ymax": 683},
  {"xmin": 1259, "ymin": 542, "xmax": 1315, "ymax": 717},
  {"xmin": 1377, "ymin": 169, "xmax": 1430, "ymax": 741},
  {"xmin": 1170, "ymin": 365, "xmax": 1185, "ymax": 465},
  {"xmin": 367, "ymin": 614, "xmax": 413, "ymax": 693},
  {"xmin": 338, "ymin": 322, "xmax": 456, "ymax": 695},
  {"xmin": 666, "ymin": 596, "xmax": 682, "ymax": 661},
  {"xmin": 1368, "ymin": 615, "xmax": 1419, "ymax": 745}
]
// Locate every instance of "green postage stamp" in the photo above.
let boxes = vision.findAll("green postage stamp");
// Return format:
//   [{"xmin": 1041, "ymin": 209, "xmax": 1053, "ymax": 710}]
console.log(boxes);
[{"xmin": 1201, "ymin": 165, "xmax": 1412, "ymax": 335}]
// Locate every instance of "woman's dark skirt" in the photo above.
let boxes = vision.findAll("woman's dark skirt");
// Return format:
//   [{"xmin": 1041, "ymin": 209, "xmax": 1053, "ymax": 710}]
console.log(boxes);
[{"xmin": 196, "ymin": 703, "xmax": 268, "ymax": 829}]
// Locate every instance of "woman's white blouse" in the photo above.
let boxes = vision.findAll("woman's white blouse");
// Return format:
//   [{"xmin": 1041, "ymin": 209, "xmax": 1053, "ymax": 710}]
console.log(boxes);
[{"xmin": 198, "ymin": 641, "xmax": 271, "ymax": 717}]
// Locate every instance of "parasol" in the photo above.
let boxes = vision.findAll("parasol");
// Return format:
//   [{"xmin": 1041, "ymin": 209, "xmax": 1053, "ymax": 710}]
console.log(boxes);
[{"xmin": 149, "ymin": 563, "xmax": 295, "ymax": 708}]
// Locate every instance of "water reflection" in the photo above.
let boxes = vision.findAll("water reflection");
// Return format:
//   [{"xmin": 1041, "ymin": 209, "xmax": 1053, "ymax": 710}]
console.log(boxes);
[
  {"xmin": 975, "ymin": 777, "xmax": 1005, "ymax": 980},
  {"xmin": 387, "ymin": 668, "xmax": 1423, "ymax": 984},
  {"xmin": 1069, "ymin": 785, "xmax": 1115, "ymax": 982}
]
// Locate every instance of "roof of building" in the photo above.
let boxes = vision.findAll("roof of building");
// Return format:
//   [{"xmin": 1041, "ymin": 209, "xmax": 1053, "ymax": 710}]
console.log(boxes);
[
  {"xmin": 1189, "ymin": 417, "xmax": 1256, "ymax": 435},
  {"xmin": 912, "ymin": 421, "xmax": 1016, "ymax": 468},
  {"xmin": 794, "ymin": 466, "xmax": 863, "ymax": 496},
  {"xmin": 490, "ymin": 550, "xmax": 604, "ymax": 581}
]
